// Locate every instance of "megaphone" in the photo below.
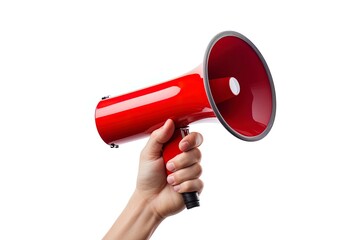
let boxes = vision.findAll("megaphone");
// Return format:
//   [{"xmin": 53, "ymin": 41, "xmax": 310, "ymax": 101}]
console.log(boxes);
[{"xmin": 95, "ymin": 31, "xmax": 276, "ymax": 209}]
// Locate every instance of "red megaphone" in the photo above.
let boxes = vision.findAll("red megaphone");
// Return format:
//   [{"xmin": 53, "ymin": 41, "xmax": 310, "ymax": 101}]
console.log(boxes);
[{"xmin": 95, "ymin": 31, "xmax": 276, "ymax": 209}]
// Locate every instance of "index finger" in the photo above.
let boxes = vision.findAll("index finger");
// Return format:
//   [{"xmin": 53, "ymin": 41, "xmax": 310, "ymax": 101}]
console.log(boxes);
[{"xmin": 179, "ymin": 132, "xmax": 203, "ymax": 152}]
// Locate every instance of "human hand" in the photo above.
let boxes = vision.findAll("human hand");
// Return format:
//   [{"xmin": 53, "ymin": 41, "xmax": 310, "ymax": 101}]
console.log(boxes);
[
  {"xmin": 103, "ymin": 119, "xmax": 203, "ymax": 240},
  {"xmin": 136, "ymin": 119, "xmax": 204, "ymax": 219}
]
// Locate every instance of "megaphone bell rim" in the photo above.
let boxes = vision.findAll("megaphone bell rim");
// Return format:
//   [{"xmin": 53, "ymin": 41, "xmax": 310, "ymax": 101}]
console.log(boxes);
[{"xmin": 203, "ymin": 31, "xmax": 276, "ymax": 141}]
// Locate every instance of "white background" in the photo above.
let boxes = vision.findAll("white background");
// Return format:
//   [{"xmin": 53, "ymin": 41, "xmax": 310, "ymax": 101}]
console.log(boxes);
[{"xmin": 1, "ymin": 1, "xmax": 359, "ymax": 239}]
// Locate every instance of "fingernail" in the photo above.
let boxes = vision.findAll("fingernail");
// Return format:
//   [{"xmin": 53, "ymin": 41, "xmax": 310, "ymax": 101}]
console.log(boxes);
[
  {"xmin": 196, "ymin": 134, "xmax": 203, "ymax": 146},
  {"xmin": 166, "ymin": 162, "xmax": 175, "ymax": 172},
  {"xmin": 173, "ymin": 185, "xmax": 180, "ymax": 192},
  {"xmin": 167, "ymin": 175, "xmax": 175, "ymax": 185}
]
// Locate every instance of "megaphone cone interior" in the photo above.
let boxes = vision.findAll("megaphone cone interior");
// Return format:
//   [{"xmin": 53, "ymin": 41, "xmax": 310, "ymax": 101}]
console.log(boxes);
[
  {"xmin": 204, "ymin": 31, "xmax": 276, "ymax": 141},
  {"xmin": 95, "ymin": 31, "xmax": 276, "ymax": 145}
]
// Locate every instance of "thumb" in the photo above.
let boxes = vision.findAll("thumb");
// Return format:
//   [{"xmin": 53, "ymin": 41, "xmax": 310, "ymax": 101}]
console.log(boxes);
[{"xmin": 141, "ymin": 119, "xmax": 175, "ymax": 160}]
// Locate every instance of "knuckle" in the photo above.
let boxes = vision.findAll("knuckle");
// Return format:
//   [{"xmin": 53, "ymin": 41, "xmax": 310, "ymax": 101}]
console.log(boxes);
[
  {"xmin": 179, "ymin": 181, "xmax": 192, "ymax": 193},
  {"xmin": 194, "ymin": 163, "xmax": 202, "ymax": 177},
  {"xmin": 185, "ymin": 132, "xmax": 197, "ymax": 146},
  {"xmin": 197, "ymin": 179, "xmax": 204, "ymax": 194},
  {"xmin": 172, "ymin": 172, "xmax": 181, "ymax": 184},
  {"xmin": 179, "ymin": 179, "xmax": 204, "ymax": 193},
  {"xmin": 150, "ymin": 129, "xmax": 159, "ymax": 140},
  {"xmin": 192, "ymin": 148, "xmax": 202, "ymax": 161}
]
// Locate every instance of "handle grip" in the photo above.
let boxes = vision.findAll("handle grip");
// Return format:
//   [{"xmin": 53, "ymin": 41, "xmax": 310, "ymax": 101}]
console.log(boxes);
[{"xmin": 162, "ymin": 127, "xmax": 200, "ymax": 209}]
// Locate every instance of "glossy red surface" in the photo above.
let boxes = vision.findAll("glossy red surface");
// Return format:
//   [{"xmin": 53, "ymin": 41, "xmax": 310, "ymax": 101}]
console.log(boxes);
[
  {"xmin": 95, "ymin": 74, "xmax": 214, "ymax": 144},
  {"xmin": 95, "ymin": 31, "xmax": 276, "ymax": 145}
]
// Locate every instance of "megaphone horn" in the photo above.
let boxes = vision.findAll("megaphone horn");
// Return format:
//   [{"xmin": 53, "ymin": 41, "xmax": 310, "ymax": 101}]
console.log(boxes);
[{"xmin": 95, "ymin": 31, "xmax": 276, "ymax": 209}]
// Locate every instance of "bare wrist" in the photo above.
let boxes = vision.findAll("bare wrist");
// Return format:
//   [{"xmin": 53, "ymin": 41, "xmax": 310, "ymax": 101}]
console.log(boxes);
[
  {"xmin": 103, "ymin": 191, "xmax": 163, "ymax": 240},
  {"xmin": 131, "ymin": 190, "xmax": 165, "ymax": 222}
]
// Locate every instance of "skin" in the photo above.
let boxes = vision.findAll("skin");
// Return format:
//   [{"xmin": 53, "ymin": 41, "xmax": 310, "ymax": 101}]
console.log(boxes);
[{"xmin": 103, "ymin": 119, "xmax": 204, "ymax": 240}]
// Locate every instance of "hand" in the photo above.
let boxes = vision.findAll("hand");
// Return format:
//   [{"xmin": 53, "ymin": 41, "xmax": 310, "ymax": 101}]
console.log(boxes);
[
  {"xmin": 136, "ymin": 119, "xmax": 204, "ymax": 219},
  {"xmin": 103, "ymin": 119, "xmax": 204, "ymax": 240}
]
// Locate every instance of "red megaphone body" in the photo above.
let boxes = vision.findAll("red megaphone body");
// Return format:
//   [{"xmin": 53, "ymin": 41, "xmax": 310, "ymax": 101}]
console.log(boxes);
[{"xmin": 95, "ymin": 31, "xmax": 276, "ymax": 209}]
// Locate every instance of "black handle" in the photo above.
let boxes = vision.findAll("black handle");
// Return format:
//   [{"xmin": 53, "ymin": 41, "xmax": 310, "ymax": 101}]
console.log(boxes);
[{"xmin": 182, "ymin": 192, "xmax": 200, "ymax": 209}]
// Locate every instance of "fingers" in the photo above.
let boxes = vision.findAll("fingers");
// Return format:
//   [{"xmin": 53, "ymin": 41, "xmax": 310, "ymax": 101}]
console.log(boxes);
[
  {"xmin": 167, "ymin": 172, "xmax": 204, "ymax": 194},
  {"xmin": 167, "ymin": 163, "xmax": 202, "ymax": 186},
  {"xmin": 141, "ymin": 121, "xmax": 204, "ymax": 194},
  {"xmin": 174, "ymin": 179, "xmax": 204, "ymax": 194},
  {"xmin": 140, "ymin": 119, "xmax": 175, "ymax": 160},
  {"xmin": 166, "ymin": 148, "xmax": 201, "ymax": 172},
  {"xmin": 166, "ymin": 142, "xmax": 203, "ymax": 194},
  {"xmin": 179, "ymin": 132, "xmax": 203, "ymax": 152},
  {"xmin": 165, "ymin": 131, "xmax": 203, "ymax": 172}
]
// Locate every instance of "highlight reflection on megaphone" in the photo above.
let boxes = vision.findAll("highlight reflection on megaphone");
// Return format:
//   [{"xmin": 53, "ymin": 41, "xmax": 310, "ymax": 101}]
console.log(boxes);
[{"xmin": 95, "ymin": 31, "xmax": 276, "ymax": 209}]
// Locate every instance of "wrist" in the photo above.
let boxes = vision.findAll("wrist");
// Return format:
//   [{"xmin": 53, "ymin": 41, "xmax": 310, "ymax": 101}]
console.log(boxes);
[
  {"xmin": 103, "ymin": 191, "xmax": 163, "ymax": 240},
  {"xmin": 131, "ymin": 190, "xmax": 165, "ymax": 222}
]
